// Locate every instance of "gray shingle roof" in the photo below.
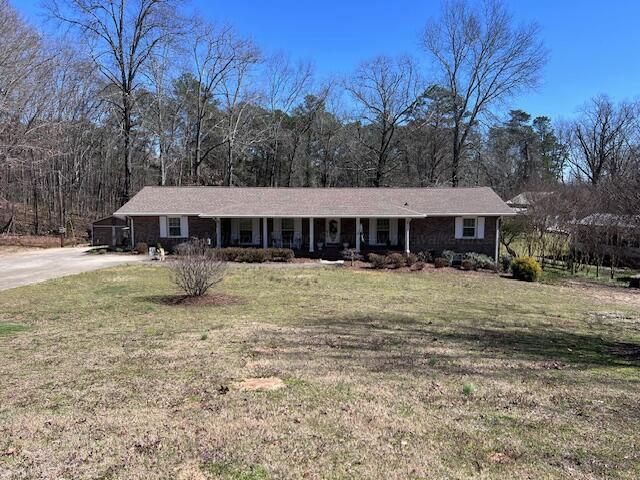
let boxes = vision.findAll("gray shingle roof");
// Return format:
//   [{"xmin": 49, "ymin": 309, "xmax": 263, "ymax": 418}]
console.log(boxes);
[{"xmin": 114, "ymin": 186, "xmax": 514, "ymax": 218}]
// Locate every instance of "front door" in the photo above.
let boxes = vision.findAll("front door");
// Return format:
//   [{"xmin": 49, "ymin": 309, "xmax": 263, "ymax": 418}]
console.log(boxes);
[{"xmin": 325, "ymin": 218, "xmax": 341, "ymax": 244}]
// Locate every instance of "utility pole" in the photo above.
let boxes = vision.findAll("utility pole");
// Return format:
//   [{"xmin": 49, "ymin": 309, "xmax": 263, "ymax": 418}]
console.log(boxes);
[{"xmin": 58, "ymin": 170, "xmax": 64, "ymax": 248}]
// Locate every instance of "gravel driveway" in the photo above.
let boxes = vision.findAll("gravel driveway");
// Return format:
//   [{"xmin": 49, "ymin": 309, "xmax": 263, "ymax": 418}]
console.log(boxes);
[{"xmin": 0, "ymin": 247, "xmax": 146, "ymax": 291}]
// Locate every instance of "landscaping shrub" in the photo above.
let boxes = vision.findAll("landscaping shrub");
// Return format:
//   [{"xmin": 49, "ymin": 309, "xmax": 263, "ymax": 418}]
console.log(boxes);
[
  {"xmin": 464, "ymin": 252, "xmax": 495, "ymax": 271},
  {"xmin": 386, "ymin": 253, "xmax": 406, "ymax": 269},
  {"xmin": 404, "ymin": 252, "xmax": 418, "ymax": 267},
  {"xmin": 171, "ymin": 239, "xmax": 226, "ymax": 297},
  {"xmin": 461, "ymin": 259, "xmax": 475, "ymax": 270},
  {"xmin": 368, "ymin": 253, "xmax": 387, "ymax": 269},
  {"xmin": 410, "ymin": 261, "xmax": 425, "ymax": 271},
  {"xmin": 268, "ymin": 248, "xmax": 295, "ymax": 262},
  {"xmin": 441, "ymin": 250, "xmax": 455, "ymax": 264},
  {"xmin": 434, "ymin": 257, "xmax": 448, "ymax": 268},
  {"xmin": 237, "ymin": 249, "xmax": 267, "ymax": 263},
  {"xmin": 213, "ymin": 247, "xmax": 293, "ymax": 263},
  {"xmin": 511, "ymin": 256, "xmax": 542, "ymax": 282},
  {"xmin": 416, "ymin": 251, "xmax": 433, "ymax": 263},
  {"xmin": 500, "ymin": 254, "xmax": 514, "ymax": 273},
  {"xmin": 134, "ymin": 242, "xmax": 148, "ymax": 255}
]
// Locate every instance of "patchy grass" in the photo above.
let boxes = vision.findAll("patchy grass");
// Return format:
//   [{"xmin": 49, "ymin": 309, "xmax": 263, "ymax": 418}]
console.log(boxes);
[
  {"xmin": 0, "ymin": 322, "xmax": 28, "ymax": 337},
  {"xmin": 0, "ymin": 265, "xmax": 639, "ymax": 479}
]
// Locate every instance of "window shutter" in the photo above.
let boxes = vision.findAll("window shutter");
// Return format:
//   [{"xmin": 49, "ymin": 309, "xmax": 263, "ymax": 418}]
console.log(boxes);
[
  {"xmin": 252, "ymin": 218, "xmax": 260, "ymax": 244},
  {"xmin": 180, "ymin": 216, "xmax": 189, "ymax": 238},
  {"xmin": 294, "ymin": 218, "xmax": 302, "ymax": 237},
  {"xmin": 455, "ymin": 217, "xmax": 463, "ymax": 239},
  {"xmin": 477, "ymin": 217, "xmax": 485, "ymax": 239},
  {"xmin": 369, "ymin": 218, "xmax": 376, "ymax": 245},
  {"xmin": 231, "ymin": 219, "xmax": 239, "ymax": 242},
  {"xmin": 389, "ymin": 218, "xmax": 398, "ymax": 245},
  {"xmin": 159, "ymin": 216, "xmax": 167, "ymax": 237},
  {"xmin": 273, "ymin": 218, "xmax": 282, "ymax": 234}
]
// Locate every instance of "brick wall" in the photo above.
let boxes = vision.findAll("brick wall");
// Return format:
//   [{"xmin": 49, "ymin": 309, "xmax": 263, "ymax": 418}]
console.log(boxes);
[
  {"xmin": 409, "ymin": 216, "xmax": 497, "ymax": 257},
  {"xmin": 132, "ymin": 216, "xmax": 215, "ymax": 250},
  {"xmin": 131, "ymin": 215, "xmax": 498, "ymax": 257}
]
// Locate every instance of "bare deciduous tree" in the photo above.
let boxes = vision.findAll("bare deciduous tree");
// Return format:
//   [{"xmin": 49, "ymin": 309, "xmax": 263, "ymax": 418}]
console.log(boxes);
[
  {"xmin": 422, "ymin": 0, "xmax": 547, "ymax": 186},
  {"xmin": 568, "ymin": 95, "xmax": 637, "ymax": 185},
  {"xmin": 51, "ymin": 0, "xmax": 181, "ymax": 200},
  {"xmin": 345, "ymin": 55, "xmax": 423, "ymax": 186}
]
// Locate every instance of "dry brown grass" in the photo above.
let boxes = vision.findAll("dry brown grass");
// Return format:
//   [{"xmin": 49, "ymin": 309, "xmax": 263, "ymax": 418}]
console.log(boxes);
[
  {"xmin": 0, "ymin": 235, "xmax": 84, "ymax": 248},
  {"xmin": 0, "ymin": 265, "xmax": 639, "ymax": 479}
]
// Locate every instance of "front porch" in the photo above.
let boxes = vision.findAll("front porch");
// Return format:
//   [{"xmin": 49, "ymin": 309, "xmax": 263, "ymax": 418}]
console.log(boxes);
[{"xmin": 211, "ymin": 217, "xmax": 413, "ymax": 255}]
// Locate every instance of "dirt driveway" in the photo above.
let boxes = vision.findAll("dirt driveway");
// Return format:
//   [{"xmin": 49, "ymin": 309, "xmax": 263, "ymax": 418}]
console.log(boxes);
[{"xmin": 0, "ymin": 247, "xmax": 146, "ymax": 291}]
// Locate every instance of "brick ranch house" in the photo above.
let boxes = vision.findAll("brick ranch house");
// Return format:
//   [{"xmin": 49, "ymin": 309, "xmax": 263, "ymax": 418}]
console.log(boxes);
[{"xmin": 113, "ymin": 186, "xmax": 515, "ymax": 259}]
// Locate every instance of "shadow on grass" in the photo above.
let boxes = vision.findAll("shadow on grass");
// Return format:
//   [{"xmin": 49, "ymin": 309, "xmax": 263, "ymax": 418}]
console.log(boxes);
[
  {"xmin": 143, "ymin": 293, "xmax": 244, "ymax": 307},
  {"xmin": 250, "ymin": 313, "xmax": 640, "ymax": 375}
]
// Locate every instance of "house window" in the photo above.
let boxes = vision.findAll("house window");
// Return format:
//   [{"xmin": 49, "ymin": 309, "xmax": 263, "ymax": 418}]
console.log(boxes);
[
  {"xmin": 282, "ymin": 218, "xmax": 295, "ymax": 246},
  {"xmin": 377, "ymin": 218, "xmax": 390, "ymax": 245},
  {"xmin": 168, "ymin": 217, "xmax": 182, "ymax": 237},
  {"xmin": 239, "ymin": 219, "xmax": 253, "ymax": 244},
  {"xmin": 462, "ymin": 218, "xmax": 476, "ymax": 238}
]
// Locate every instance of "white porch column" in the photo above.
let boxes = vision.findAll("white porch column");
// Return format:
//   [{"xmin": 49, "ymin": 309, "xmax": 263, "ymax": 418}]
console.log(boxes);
[
  {"xmin": 263, "ymin": 217, "xmax": 268, "ymax": 249},
  {"xmin": 495, "ymin": 216, "xmax": 501, "ymax": 268},
  {"xmin": 404, "ymin": 218, "xmax": 411, "ymax": 254},
  {"xmin": 215, "ymin": 218, "xmax": 222, "ymax": 248},
  {"xmin": 309, "ymin": 217, "xmax": 314, "ymax": 253},
  {"xmin": 355, "ymin": 217, "xmax": 361, "ymax": 253}
]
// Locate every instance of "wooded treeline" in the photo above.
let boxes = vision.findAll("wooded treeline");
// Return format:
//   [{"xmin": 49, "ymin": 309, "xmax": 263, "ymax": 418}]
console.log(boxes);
[{"xmin": 0, "ymin": 0, "xmax": 638, "ymax": 235}]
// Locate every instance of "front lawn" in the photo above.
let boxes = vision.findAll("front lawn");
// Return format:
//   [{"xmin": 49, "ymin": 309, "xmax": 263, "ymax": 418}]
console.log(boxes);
[{"xmin": 0, "ymin": 265, "xmax": 639, "ymax": 479}]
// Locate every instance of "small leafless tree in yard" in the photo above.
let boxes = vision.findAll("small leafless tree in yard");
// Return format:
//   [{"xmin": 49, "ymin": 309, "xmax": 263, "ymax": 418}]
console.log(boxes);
[
  {"xmin": 422, "ymin": 0, "xmax": 547, "ymax": 186},
  {"xmin": 171, "ymin": 239, "xmax": 226, "ymax": 297}
]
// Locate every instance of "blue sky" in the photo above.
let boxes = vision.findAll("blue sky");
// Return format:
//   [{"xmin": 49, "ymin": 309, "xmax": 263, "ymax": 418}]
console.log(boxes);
[{"xmin": 14, "ymin": 0, "xmax": 640, "ymax": 121}]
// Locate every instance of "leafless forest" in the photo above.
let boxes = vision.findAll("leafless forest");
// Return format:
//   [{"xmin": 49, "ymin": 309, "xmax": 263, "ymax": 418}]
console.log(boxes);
[{"xmin": 0, "ymin": 0, "xmax": 638, "ymax": 235}]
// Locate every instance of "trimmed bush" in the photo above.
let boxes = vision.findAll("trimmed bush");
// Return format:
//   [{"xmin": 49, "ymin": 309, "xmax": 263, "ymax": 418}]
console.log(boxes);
[
  {"xmin": 268, "ymin": 248, "xmax": 295, "ymax": 262},
  {"xmin": 134, "ymin": 242, "xmax": 148, "ymax": 255},
  {"xmin": 214, "ymin": 247, "xmax": 294, "ymax": 263},
  {"xmin": 464, "ymin": 252, "xmax": 495, "ymax": 271},
  {"xmin": 386, "ymin": 253, "xmax": 406, "ymax": 269},
  {"xmin": 511, "ymin": 256, "xmax": 542, "ymax": 282},
  {"xmin": 236, "ymin": 249, "xmax": 267, "ymax": 263},
  {"xmin": 441, "ymin": 250, "xmax": 455, "ymax": 264},
  {"xmin": 460, "ymin": 259, "xmax": 475, "ymax": 270},
  {"xmin": 410, "ymin": 261, "xmax": 425, "ymax": 271},
  {"xmin": 434, "ymin": 257, "xmax": 448, "ymax": 268},
  {"xmin": 416, "ymin": 251, "xmax": 433, "ymax": 263},
  {"xmin": 404, "ymin": 253, "xmax": 418, "ymax": 267},
  {"xmin": 368, "ymin": 253, "xmax": 387, "ymax": 269}
]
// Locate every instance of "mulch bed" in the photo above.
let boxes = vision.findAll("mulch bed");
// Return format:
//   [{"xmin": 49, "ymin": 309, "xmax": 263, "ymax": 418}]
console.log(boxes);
[{"xmin": 152, "ymin": 293, "xmax": 243, "ymax": 307}]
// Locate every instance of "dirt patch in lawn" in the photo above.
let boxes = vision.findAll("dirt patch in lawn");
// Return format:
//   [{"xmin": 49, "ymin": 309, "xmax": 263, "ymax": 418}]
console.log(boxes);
[
  {"xmin": 150, "ymin": 293, "xmax": 243, "ymax": 307},
  {"xmin": 234, "ymin": 377, "xmax": 286, "ymax": 391}
]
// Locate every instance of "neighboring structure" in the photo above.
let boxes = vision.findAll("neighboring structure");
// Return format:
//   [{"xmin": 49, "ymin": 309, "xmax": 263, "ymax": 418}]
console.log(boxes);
[
  {"xmin": 506, "ymin": 191, "xmax": 554, "ymax": 214},
  {"xmin": 91, "ymin": 216, "xmax": 129, "ymax": 247},
  {"xmin": 114, "ymin": 186, "xmax": 515, "ymax": 258}
]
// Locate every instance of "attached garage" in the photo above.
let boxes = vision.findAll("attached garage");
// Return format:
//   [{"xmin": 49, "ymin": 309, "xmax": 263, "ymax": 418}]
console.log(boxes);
[{"xmin": 91, "ymin": 216, "xmax": 129, "ymax": 247}]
